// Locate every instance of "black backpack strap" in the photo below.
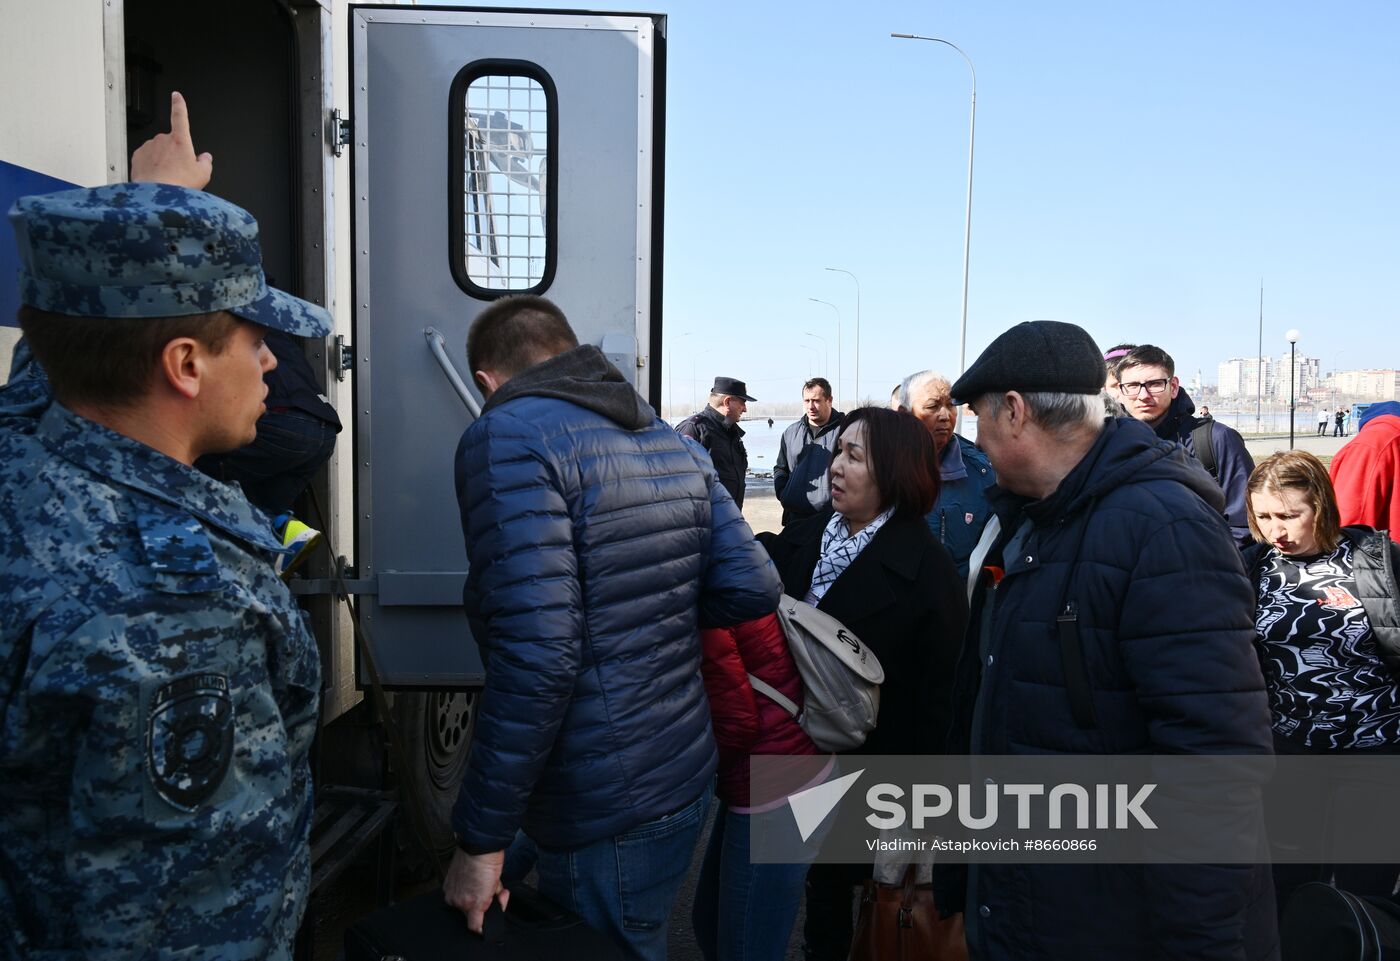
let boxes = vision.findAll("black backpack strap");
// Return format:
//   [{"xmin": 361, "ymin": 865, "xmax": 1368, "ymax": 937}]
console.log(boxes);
[
  {"xmin": 1190, "ymin": 420, "xmax": 1217, "ymax": 479},
  {"xmin": 1056, "ymin": 497, "xmax": 1100, "ymax": 730}
]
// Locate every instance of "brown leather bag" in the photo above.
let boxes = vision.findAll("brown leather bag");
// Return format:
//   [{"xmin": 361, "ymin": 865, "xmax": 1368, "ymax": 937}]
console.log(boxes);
[{"xmin": 847, "ymin": 865, "xmax": 968, "ymax": 961}]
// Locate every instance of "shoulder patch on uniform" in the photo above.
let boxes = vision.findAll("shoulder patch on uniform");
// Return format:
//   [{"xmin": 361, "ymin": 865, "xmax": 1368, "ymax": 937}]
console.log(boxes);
[
  {"xmin": 135, "ymin": 499, "xmax": 218, "ymax": 576},
  {"xmin": 146, "ymin": 672, "xmax": 234, "ymax": 811}
]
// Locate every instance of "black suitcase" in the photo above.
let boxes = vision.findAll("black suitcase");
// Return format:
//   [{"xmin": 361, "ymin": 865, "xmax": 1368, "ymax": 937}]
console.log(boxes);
[
  {"xmin": 1281, "ymin": 882, "xmax": 1400, "ymax": 961},
  {"xmin": 344, "ymin": 884, "xmax": 626, "ymax": 961}
]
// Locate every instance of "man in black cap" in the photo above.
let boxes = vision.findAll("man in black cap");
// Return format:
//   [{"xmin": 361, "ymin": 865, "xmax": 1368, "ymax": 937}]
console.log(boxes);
[
  {"xmin": 938, "ymin": 321, "xmax": 1276, "ymax": 961},
  {"xmin": 677, "ymin": 375, "xmax": 754, "ymax": 507}
]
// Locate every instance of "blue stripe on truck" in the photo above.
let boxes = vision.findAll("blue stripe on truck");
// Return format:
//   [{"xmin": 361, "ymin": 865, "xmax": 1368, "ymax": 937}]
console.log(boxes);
[{"xmin": 0, "ymin": 159, "xmax": 80, "ymax": 328}]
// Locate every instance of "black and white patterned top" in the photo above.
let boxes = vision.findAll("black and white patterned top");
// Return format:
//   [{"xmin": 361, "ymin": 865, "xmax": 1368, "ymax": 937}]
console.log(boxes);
[{"xmin": 1255, "ymin": 540, "xmax": 1400, "ymax": 750}]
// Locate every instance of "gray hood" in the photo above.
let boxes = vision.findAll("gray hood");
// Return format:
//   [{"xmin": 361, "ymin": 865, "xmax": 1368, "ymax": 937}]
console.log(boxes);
[{"xmin": 481, "ymin": 345, "xmax": 655, "ymax": 430}]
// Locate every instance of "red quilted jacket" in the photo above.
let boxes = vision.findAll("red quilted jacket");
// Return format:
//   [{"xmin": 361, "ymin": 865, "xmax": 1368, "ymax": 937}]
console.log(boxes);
[{"xmin": 700, "ymin": 612, "xmax": 821, "ymax": 808}]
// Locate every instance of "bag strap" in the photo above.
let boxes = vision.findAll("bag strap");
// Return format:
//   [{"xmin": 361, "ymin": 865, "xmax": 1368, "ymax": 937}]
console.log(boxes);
[
  {"xmin": 1190, "ymin": 420, "xmax": 1217, "ymax": 479},
  {"xmin": 966, "ymin": 515, "xmax": 1003, "ymax": 606},
  {"xmin": 748, "ymin": 673, "xmax": 800, "ymax": 719},
  {"xmin": 899, "ymin": 863, "xmax": 919, "ymax": 928},
  {"xmin": 1055, "ymin": 496, "xmax": 1100, "ymax": 730}
]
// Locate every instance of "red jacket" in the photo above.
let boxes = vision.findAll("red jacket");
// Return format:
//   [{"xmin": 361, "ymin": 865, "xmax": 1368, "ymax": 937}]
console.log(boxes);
[
  {"xmin": 700, "ymin": 613, "xmax": 821, "ymax": 808},
  {"xmin": 1331, "ymin": 412, "xmax": 1400, "ymax": 542}
]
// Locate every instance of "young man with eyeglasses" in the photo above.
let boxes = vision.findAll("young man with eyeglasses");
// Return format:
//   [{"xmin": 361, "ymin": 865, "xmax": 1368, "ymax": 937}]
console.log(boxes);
[{"xmin": 1114, "ymin": 344, "xmax": 1255, "ymax": 545}]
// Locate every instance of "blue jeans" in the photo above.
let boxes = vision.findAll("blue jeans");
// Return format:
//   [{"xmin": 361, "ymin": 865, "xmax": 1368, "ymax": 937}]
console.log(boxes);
[
  {"xmin": 692, "ymin": 803, "xmax": 812, "ymax": 961},
  {"xmin": 533, "ymin": 789, "xmax": 712, "ymax": 961}
]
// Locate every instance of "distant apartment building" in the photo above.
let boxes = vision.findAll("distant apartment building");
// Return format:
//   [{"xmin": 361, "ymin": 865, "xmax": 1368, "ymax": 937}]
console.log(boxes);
[
  {"xmin": 1332, "ymin": 369, "xmax": 1400, "ymax": 401},
  {"xmin": 1276, "ymin": 352, "xmax": 1321, "ymax": 398},
  {"xmin": 1217, "ymin": 356, "xmax": 1275, "ymax": 399}
]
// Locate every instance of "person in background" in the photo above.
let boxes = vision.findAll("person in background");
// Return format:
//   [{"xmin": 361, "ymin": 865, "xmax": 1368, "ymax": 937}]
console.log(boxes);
[
  {"xmin": 900, "ymin": 369, "xmax": 995, "ymax": 578},
  {"xmin": 1241, "ymin": 451, "xmax": 1400, "ymax": 911},
  {"xmin": 1100, "ymin": 343, "xmax": 1135, "ymax": 417},
  {"xmin": 1331, "ymin": 401, "xmax": 1400, "ymax": 543},
  {"xmin": 1200, "ymin": 404, "xmax": 1213, "ymax": 420},
  {"xmin": 1335, "ymin": 406, "xmax": 1349, "ymax": 437},
  {"xmin": 940, "ymin": 321, "xmax": 1276, "ymax": 961},
  {"xmin": 444, "ymin": 296, "xmax": 781, "ymax": 959},
  {"xmin": 692, "ymin": 610, "xmax": 826, "ymax": 961},
  {"xmin": 1318, "ymin": 407, "xmax": 1331, "ymax": 436},
  {"xmin": 678, "ymin": 376, "xmax": 755, "ymax": 508},
  {"xmin": 758, "ymin": 406, "xmax": 968, "ymax": 961},
  {"xmin": 195, "ymin": 328, "xmax": 340, "ymax": 576},
  {"xmin": 1115, "ymin": 343, "xmax": 1256, "ymax": 545},
  {"xmin": 773, "ymin": 377, "xmax": 844, "ymax": 526}
]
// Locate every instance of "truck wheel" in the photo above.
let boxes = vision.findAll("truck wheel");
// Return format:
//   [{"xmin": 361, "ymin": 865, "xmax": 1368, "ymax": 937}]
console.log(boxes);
[{"xmin": 394, "ymin": 689, "xmax": 477, "ymax": 875}]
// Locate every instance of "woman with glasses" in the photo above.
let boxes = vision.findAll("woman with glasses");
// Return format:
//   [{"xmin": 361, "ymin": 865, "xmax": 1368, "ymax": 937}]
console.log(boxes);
[
  {"xmin": 756, "ymin": 406, "xmax": 969, "ymax": 961},
  {"xmin": 1242, "ymin": 450, "xmax": 1400, "ymax": 910}
]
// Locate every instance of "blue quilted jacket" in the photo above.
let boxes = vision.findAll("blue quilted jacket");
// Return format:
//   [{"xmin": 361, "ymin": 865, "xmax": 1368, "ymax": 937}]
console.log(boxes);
[{"xmin": 451, "ymin": 346, "xmax": 781, "ymax": 852}]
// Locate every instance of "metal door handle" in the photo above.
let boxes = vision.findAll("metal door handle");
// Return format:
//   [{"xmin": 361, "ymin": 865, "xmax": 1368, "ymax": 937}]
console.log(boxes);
[{"xmin": 424, "ymin": 327, "xmax": 482, "ymax": 418}]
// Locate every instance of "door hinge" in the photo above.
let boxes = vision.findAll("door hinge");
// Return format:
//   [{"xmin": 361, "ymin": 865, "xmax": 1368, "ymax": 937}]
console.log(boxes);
[
  {"xmin": 329, "ymin": 108, "xmax": 351, "ymax": 158},
  {"xmin": 334, "ymin": 334, "xmax": 354, "ymax": 381}
]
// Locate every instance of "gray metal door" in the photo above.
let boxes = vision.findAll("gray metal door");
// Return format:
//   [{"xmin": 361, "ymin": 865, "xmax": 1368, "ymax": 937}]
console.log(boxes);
[{"xmin": 351, "ymin": 6, "xmax": 664, "ymax": 685}]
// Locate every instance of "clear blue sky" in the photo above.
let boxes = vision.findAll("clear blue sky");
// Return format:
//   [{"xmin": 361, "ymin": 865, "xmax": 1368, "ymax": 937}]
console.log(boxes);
[{"xmin": 481, "ymin": 0, "xmax": 1400, "ymax": 409}]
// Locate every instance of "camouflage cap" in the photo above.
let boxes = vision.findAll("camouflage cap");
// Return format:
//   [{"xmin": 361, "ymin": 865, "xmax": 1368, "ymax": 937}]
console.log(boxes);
[{"xmin": 8, "ymin": 182, "xmax": 330, "ymax": 337}]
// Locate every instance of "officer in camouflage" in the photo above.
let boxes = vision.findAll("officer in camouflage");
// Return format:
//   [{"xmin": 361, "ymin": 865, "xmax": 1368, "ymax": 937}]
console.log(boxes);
[{"xmin": 0, "ymin": 175, "xmax": 329, "ymax": 958}]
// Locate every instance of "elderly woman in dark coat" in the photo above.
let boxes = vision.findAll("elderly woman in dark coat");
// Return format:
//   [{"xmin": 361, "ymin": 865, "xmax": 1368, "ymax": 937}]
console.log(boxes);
[{"xmin": 758, "ymin": 406, "xmax": 969, "ymax": 961}]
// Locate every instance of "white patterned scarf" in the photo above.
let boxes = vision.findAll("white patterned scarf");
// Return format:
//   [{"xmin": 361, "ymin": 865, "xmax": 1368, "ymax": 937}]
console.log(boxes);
[{"xmin": 807, "ymin": 508, "xmax": 895, "ymax": 603}]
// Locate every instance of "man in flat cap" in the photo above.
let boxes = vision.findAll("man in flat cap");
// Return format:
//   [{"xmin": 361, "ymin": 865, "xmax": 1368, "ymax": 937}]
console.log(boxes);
[
  {"xmin": 677, "ymin": 375, "xmax": 755, "ymax": 507},
  {"xmin": 937, "ymin": 321, "xmax": 1276, "ymax": 960},
  {"xmin": 0, "ymin": 131, "xmax": 328, "ymax": 956}
]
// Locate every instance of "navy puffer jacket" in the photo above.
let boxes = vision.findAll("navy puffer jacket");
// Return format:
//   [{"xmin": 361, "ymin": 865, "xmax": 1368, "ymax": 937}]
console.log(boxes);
[
  {"xmin": 943, "ymin": 417, "xmax": 1278, "ymax": 961},
  {"xmin": 451, "ymin": 346, "xmax": 781, "ymax": 852}
]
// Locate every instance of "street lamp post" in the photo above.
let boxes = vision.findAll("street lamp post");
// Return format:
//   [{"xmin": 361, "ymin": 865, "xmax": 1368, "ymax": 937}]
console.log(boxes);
[
  {"xmin": 809, "ymin": 298, "xmax": 842, "ymax": 408},
  {"xmin": 891, "ymin": 33, "xmax": 976, "ymax": 380},
  {"xmin": 667, "ymin": 331, "xmax": 694, "ymax": 420},
  {"xmin": 803, "ymin": 331, "xmax": 828, "ymax": 377},
  {"xmin": 1286, "ymin": 329, "xmax": 1300, "ymax": 450},
  {"xmin": 797, "ymin": 343, "xmax": 819, "ymax": 379},
  {"xmin": 692, "ymin": 346, "xmax": 718, "ymax": 412},
  {"xmin": 1255, "ymin": 281, "xmax": 1264, "ymax": 436},
  {"xmin": 1331, "ymin": 349, "xmax": 1346, "ymax": 413},
  {"xmin": 825, "ymin": 268, "xmax": 861, "ymax": 402}
]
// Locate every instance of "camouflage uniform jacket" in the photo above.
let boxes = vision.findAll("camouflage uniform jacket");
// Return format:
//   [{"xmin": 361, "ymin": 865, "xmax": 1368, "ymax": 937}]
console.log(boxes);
[{"xmin": 0, "ymin": 402, "xmax": 320, "ymax": 960}]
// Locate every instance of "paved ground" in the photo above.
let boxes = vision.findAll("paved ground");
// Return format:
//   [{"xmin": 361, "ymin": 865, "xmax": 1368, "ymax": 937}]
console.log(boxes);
[
  {"xmin": 1241, "ymin": 430, "xmax": 1351, "ymax": 462},
  {"xmin": 742, "ymin": 484, "xmax": 784, "ymax": 535}
]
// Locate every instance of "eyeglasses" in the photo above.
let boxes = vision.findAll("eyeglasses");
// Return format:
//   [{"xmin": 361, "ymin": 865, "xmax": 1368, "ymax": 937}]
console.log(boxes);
[{"xmin": 1117, "ymin": 378, "xmax": 1171, "ymax": 398}]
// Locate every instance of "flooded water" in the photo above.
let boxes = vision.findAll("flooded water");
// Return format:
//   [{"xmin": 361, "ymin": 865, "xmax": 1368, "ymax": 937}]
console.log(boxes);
[{"xmin": 733, "ymin": 415, "xmax": 981, "ymax": 483}]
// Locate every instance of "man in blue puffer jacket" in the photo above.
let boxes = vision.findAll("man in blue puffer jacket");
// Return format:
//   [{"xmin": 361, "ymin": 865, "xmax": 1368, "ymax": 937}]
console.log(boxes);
[{"xmin": 443, "ymin": 296, "xmax": 782, "ymax": 959}]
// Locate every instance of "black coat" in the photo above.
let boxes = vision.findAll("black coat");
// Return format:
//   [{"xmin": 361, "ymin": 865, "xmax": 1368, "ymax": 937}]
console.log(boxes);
[
  {"xmin": 758, "ymin": 510, "xmax": 968, "ymax": 756},
  {"xmin": 943, "ymin": 417, "xmax": 1278, "ymax": 961},
  {"xmin": 677, "ymin": 406, "xmax": 748, "ymax": 508}
]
